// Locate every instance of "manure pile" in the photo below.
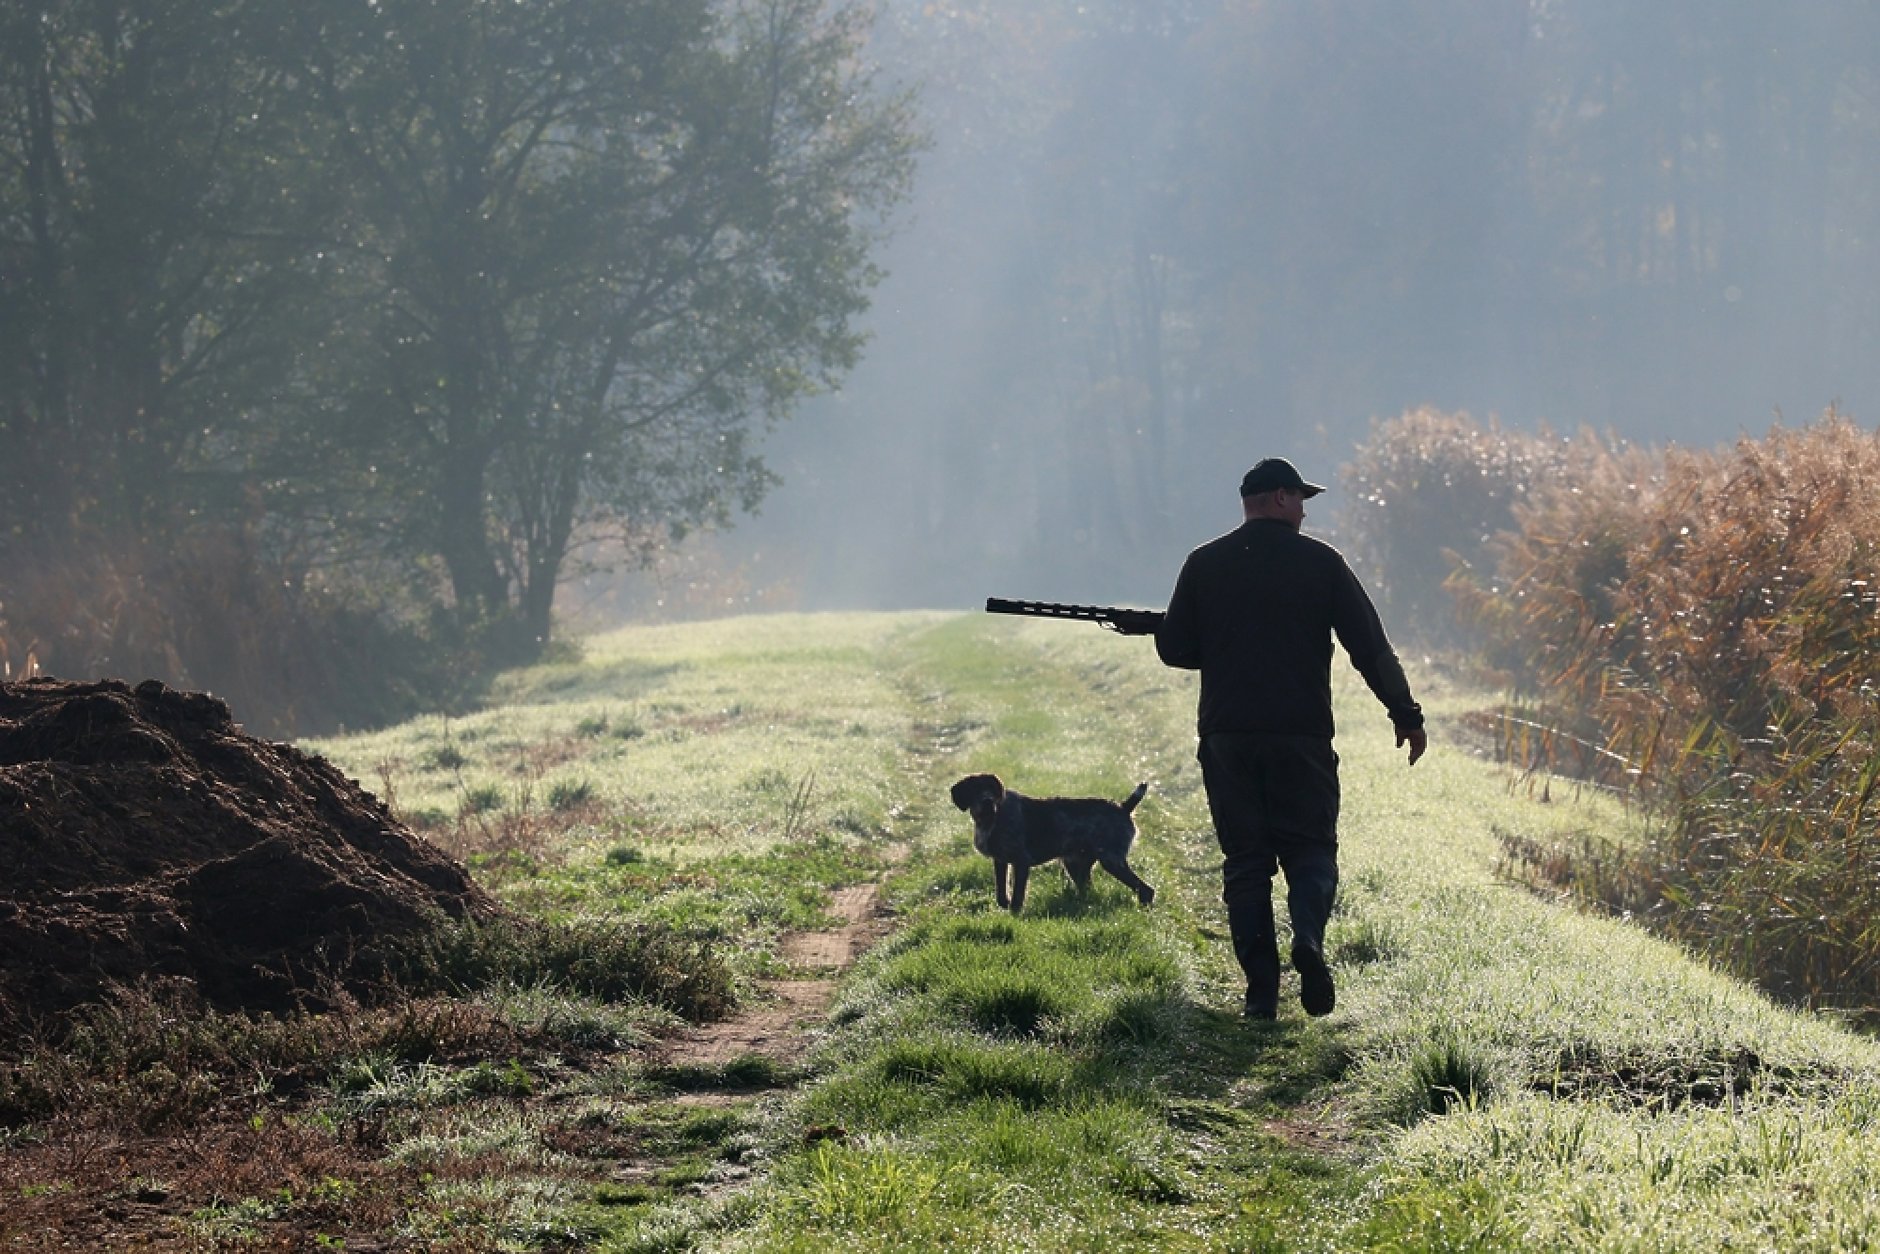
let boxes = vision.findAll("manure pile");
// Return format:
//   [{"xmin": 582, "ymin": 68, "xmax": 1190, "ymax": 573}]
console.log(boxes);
[{"xmin": 0, "ymin": 677, "xmax": 497, "ymax": 1033}]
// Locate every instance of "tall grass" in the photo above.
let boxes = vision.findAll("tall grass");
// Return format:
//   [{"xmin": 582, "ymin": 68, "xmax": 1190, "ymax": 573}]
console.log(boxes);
[
  {"xmin": 0, "ymin": 915, "xmax": 726, "ymax": 1133},
  {"xmin": 1344, "ymin": 408, "xmax": 1880, "ymax": 1017}
]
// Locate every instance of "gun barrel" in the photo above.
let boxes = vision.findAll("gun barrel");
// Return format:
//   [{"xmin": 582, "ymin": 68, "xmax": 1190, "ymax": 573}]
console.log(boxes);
[
  {"xmin": 985, "ymin": 598, "xmax": 1106, "ymax": 620},
  {"xmin": 984, "ymin": 598, "xmax": 1164, "ymax": 635}
]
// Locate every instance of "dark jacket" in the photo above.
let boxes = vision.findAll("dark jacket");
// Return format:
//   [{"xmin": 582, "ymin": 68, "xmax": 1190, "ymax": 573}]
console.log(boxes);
[{"xmin": 1155, "ymin": 518, "xmax": 1423, "ymax": 739}]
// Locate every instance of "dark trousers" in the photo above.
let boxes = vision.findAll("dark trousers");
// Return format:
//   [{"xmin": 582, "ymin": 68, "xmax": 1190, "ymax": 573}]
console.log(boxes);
[{"xmin": 1198, "ymin": 732, "xmax": 1341, "ymax": 1006}]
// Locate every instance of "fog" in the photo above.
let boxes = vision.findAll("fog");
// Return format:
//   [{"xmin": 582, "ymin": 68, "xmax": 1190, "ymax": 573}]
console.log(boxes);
[{"xmin": 684, "ymin": 0, "xmax": 1880, "ymax": 615}]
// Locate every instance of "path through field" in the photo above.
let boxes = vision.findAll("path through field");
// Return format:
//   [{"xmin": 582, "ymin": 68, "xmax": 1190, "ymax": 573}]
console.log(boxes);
[{"xmin": 665, "ymin": 881, "xmax": 893, "ymax": 1070}]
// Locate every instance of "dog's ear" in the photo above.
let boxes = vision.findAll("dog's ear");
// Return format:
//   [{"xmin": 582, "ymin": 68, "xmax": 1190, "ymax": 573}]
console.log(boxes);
[
  {"xmin": 949, "ymin": 776, "xmax": 978, "ymax": 811},
  {"xmin": 949, "ymin": 773, "xmax": 1003, "ymax": 811}
]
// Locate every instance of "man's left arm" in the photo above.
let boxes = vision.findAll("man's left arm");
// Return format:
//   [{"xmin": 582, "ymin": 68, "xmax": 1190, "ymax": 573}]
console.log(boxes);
[{"xmin": 1330, "ymin": 561, "xmax": 1426, "ymax": 764}]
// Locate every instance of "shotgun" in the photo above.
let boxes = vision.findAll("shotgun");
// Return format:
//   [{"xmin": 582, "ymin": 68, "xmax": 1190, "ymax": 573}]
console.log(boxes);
[{"xmin": 984, "ymin": 597, "xmax": 1164, "ymax": 637}]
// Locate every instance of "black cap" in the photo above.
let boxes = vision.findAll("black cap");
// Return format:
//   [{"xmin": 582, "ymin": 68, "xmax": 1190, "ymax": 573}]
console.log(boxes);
[{"xmin": 1239, "ymin": 457, "xmax": 1326, "ymax": 499}]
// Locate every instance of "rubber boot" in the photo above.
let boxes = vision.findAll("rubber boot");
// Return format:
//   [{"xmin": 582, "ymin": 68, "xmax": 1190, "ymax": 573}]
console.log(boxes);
[{"xmin": 1228, "ymin": 896, "xmax": 1281, "ymax": 1019}]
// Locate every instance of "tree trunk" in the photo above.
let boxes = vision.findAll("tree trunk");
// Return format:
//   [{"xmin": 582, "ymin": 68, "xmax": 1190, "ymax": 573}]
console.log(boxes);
[
  {"xmin": 438, "ymin": 438, "xmax": 506, "ymax": 616},
  {"xmin": 434, "ymin": 288, "xmax": 509, "ymax": 616},
  {"xmin": 17, "ymin": 32, "xmax": 75, "ymax": 542},
  {"xmin": 517, "ymin": 427, "xmax": 589, "ymax": 646}
]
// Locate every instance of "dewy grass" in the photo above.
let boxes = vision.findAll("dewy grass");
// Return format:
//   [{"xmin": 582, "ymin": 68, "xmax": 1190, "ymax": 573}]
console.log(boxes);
[
  {"xmin": 386, "ymin": 913, "xmax": 735, "ymax": 1022},
  {"xmin": 1385, "ymin": 1087, "xmax": 1880, "ymax": 1250},
  {"xmin": 774, "ymin": 617, "xmax": 1880, "ymax": 1252},
  {"xmin": 499, "ymin": 834, "xmax": 891, "ymax": 938},
  {"xmin": 288, "ymin": 610, "xmax": 1880, "ymax": 1253},
  {"xmin": 866, "ymin": 911, "xmax": 1184, "ymax": 1041},
  {"xmin": 307, "ymin": 612, "xmax": 944, "ymax": 864}
]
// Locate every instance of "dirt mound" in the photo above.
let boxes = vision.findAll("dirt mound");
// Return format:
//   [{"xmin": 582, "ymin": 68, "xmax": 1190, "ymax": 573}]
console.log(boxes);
[{"xmin": 0, "ymin": 677, "xmax": 499, "ymax": 1034}]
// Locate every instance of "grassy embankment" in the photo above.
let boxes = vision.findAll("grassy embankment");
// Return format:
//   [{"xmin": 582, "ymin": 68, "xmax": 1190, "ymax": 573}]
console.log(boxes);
[{"xmin": 297, "ymin": 611, "xmax": 1880, "ymax": 1251}]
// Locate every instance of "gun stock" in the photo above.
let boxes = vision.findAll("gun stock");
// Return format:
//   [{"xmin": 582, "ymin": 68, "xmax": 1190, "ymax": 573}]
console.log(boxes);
[{"xmin": 984, "ymin": 598, "xmax": 1164, "ymax": 636}]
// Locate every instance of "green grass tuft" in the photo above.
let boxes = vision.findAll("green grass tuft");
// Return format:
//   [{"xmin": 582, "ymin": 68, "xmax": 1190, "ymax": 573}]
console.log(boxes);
[
  {"xmin": 1405, "ymin": 1030, "xmax": 1494, "ymax": 1119},
  {"xmin": 386, "ymin": 915, "xmax": 734, "ymax": 1023},
  {"xmin": 547, "ymin": 777, "xmax": 595, "ymax": 811}
]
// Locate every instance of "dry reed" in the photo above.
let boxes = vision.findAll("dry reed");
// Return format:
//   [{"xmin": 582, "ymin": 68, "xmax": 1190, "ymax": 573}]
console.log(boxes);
[{"xmin": 1347, "ymin": 409, "xmax": 1880, "ymax": 1017}]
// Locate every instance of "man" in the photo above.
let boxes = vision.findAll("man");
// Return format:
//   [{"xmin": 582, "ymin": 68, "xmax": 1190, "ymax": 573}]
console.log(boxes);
[{"xmin": 1155, "ymin": 457, "xmax": 1426, "ymax": 1019}]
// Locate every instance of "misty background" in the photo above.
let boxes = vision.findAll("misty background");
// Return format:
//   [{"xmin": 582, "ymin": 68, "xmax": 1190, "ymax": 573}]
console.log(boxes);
[
  {"xmin": 7, "ymin": 0, "xmax": 1880, "ymax": 733},
  {"xmin": 672, "ymin": 0, "xmax": 1880, "ymax": 615}
]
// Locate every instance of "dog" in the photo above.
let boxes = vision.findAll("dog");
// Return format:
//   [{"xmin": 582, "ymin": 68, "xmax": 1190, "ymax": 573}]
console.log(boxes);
[{"xmin": 948, "ymin": 773, "xmax": 1155, "ymax": 914}]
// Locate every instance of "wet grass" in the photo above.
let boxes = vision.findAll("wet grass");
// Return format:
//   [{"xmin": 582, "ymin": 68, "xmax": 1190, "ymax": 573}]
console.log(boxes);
[
  {"xmin": 566, "ymin": 614, "xmax": 1880, "ymax": 1253},
  {"xmin": 13, "ymin": 610, "xmax": 1880, "ymax": 1249}
]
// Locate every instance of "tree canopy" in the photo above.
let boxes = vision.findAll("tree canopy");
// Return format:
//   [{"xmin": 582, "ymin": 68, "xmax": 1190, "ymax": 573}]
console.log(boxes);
[{"xmin": 0, "ymin": 0, "xmax": 915, "ymax": 681}]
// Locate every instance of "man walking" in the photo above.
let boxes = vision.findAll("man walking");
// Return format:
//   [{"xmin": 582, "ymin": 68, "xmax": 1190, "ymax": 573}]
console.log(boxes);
[{"xmin": 1155, "ymin": 457, "xmax": 1426, "ymax": 1019}]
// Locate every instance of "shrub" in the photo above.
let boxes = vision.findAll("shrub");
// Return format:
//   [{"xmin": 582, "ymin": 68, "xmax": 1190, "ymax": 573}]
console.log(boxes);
[{"xmin": 1468, "ymin": 415, "xmax": 1880, "ymax": 764}]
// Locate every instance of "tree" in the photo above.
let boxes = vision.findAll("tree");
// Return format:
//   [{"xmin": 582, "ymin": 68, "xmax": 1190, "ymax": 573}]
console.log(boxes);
[
  {"xmin": 268, "ymin": 0, "xmax": 916, "ymax": 647},
  {"xmin": 0, "ymin": 0, "xmax": 325, "ymax": 545}
]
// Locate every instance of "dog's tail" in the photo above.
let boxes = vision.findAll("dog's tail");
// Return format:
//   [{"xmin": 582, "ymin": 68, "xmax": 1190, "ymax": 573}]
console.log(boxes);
[{"xmin": 1121, "ymin": 782, "xmax": 1148, "ymax": 813}]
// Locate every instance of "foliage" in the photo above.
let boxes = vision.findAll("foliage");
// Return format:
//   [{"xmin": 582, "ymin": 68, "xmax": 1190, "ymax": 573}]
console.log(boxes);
[
  {"xmin": 0, "ymin": 0, "xmax": 390, "ymax": 731},
  {"xmin": 0, "ymin": 0, "xmax": 916, "ymax": 731},
  {"xmin": 244, "ymin": 0, "xmax": 924, "ymax": 646},
  {"xmin": 251, "ymin": 0, "xmax": 916, "ymax": 646},
  {"xmin": 0, "ymin": 0, "xmax": 327, "ymax": 543}
]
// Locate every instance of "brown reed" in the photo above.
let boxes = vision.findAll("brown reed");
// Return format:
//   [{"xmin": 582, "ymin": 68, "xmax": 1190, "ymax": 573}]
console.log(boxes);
[{"xmin": 1348, "ymin": 408, "xmax": 1880, "ymax": 1018}]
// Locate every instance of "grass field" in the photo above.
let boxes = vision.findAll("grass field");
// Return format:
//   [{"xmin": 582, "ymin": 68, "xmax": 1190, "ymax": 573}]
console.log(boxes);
[{"xmin": 279, "ymin": 611, "xmax": 1880, "ymax": 1249}]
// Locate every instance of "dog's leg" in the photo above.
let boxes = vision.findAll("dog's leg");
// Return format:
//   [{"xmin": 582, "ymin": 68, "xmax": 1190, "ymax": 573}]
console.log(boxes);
[
  {"xmin": 1062, "ymin": 854, "xmax": 1095, "ymax": 893},
  {"xmin": 994, "ymin": 859, "xmax": 1011, "ymax": 910},
  {"xmin": 1098, "ymin": 856, "xmax": 1156, "ymax": 907},
  {"xmin": 1009, "ymin": 863, "xmax": 1031, "ymax": 913}
]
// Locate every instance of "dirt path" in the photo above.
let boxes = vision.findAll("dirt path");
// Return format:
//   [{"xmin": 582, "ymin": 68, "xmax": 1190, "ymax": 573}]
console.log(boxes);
[{"xmin": 661, "ymin": 882, "xmax": 891, "ymax": 1071}]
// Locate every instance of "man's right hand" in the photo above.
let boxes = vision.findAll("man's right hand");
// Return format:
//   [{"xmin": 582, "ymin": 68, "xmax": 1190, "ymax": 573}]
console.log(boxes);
[
  {"xmin": 1104, "ymin": 609, "xmax": 1166, "ymax": 636},
  {"xmin": 1397, "ymin": 726, "xmax": 1428, "ymax": 766}
]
